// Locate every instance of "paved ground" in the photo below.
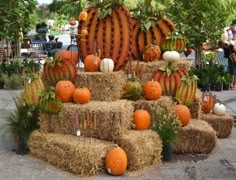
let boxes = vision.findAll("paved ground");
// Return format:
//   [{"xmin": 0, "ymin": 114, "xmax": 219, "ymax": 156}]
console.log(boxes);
[{"xmin": 0, "ymin": 88, "xmax": 236, "ymax": 180}]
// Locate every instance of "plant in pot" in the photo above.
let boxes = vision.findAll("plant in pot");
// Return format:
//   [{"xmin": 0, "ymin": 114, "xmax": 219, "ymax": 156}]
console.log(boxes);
[
  {"xmin": 223, "ymin": 73, "xmax": 232, "ymax": 90},
  {"xmin": 0, "ymin": 93, "xmax": 39, "ymax": 155},
  {"xmin": 215, "ymin": 75, "xmax": 227, "ymax": 91},
  {"xmin": 151, "ymin": 105, "xmax": 181, "ymax": 161}
]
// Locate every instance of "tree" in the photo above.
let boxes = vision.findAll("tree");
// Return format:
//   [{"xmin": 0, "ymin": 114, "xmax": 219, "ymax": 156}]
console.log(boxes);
[{"xmin": 166, "ymin": 0, "xmax": 236, "ymax": 65}]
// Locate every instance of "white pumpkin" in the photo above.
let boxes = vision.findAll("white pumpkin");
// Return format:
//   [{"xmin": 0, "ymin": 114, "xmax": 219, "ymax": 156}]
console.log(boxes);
[
  {"xmin": 213, "ymin": 103, "xmax": 226, "ymax": 116},
  {"xmin": 163, "ymin": 51, "xmax": 180, "ymax": 61},
  {"xmin": 100, "ymin": 58, "xmax": 114, "ymax": 72}
]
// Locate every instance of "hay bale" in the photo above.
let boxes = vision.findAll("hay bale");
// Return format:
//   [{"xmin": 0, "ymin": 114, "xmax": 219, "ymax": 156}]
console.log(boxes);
[
  {"xmin": 123, "ymin": 59, "xmax": 191, "ymax": 76},
  {"xmin": 28, "ymin": 131, "xmax": 113, "ymax": 177},
  {"xmin": 118, "ymin": 130, "xmax": 162, "ymax": 171},
  {"xmin": 174, "ymin": 119, "xmax": 217, "ymax": 154},
  {"xmin": 133, "ymin": 96, "xmax": 174, "ymax": 121},
  {"xmin": 39, "ymin": 100, "xmax": 133, "ymax": 141},
  {"xmin": 201, "ymin": 113, "xmax": 234, "ymax": 138},
  {"xmin": 74, "ymin": 71, "xmax": 127, "ymax": 101}
]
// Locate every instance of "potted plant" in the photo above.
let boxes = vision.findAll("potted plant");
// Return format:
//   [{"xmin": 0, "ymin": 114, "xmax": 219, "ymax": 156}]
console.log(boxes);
[
  {"xmin": 151, "ymin": 106, "xmax": 181, "ymax": 161},
  {"xmin": 0, "ymin": 93, "xmax": 39, "ymax": 154}
]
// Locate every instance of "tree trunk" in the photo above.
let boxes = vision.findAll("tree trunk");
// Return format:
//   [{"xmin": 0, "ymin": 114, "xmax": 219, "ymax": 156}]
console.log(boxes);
[{"xmin": 195, "ymin": 45, "xmax": 202, "ymax": 67}]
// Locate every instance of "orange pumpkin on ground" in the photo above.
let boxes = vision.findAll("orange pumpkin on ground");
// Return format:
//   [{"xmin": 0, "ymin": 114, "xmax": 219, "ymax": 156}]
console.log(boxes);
[
  {"xmin": 73, "ymin": 87, "xmax": 91, "ymax": 104},
  {"xmin": 143, "ymin": 80, "xmax": 162, "ymax": 100},
  {"xmin": 55, "ymin": 80, "xmax": 75, "ymax": 103},
  {"xmin": 84, "ymin": 54, "xmax": 101, "ymax": 72},
  {"xmin": 58, "ymin": 49, "xmax": 78, "ymax": 64},
  {"xmin": 106, "ymin": 146, "xmax": 127, "ymax": 176},
  {"xmin": 173, "ymin": 104, "xmax": 190, "ymax": 127},
  {"xmin": 143, "ymin": 44, "xmax": 161, "ymax": 62},
  {"xmin": 133, "ymin": 109, "xmax": 151, "ymax": 130}
]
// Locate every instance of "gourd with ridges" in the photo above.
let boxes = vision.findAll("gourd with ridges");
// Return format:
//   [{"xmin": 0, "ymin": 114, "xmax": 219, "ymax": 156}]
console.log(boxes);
[
  {"xmin": 161, "ymin": 36, "xmax": 186, "ymax": 52},
  {"xmin": 175, "ymin": 75, "xmax": 198, "ymax": 106},
  {"xmin": 152, "ymin": 62, "xmax": 188, "ymax": 96},
  {"xmin": 43, "ymin": 54, "xmax": 77, "ymax": 86},
  {"xmin": 22, "ymin": 69, "xmax": 44, "ymax": 106},
  {"xmin": 78, "ymin": 2, "xmax": 132, "ymax": 71}
]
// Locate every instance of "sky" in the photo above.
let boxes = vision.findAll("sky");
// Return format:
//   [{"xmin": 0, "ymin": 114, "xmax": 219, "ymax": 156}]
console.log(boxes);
[{"xmin": 37, "ymin": 0, "xmax": 53, "ymax": 4}]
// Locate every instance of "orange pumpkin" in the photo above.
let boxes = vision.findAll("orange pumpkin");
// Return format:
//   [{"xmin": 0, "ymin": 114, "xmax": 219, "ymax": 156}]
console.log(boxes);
[
  {"xmin": 55, "ymin": 80, "xmax": 75, "ymax": 103},
  {"xmin": 106, "ymin": 146, "xmax": 127, "ymax": 176},
  {"xmin": 201, "ymin": 92, "xmax": 216, "ymax": 113},
  {"xmin": 84, "ymin": 54, "xmax": 101, "ymax": 72},
  {"xmin": 133, "ymin": 109, "xmax": 151, "ymax": 130},
  {"xmin": 58, "ymin": 49, "xmax": 78, "ymax": 64},
  {"xmin": 73, "ymin": 87, "xmax": 91, "ymax": 104},
  {"xmin": 143, "ymin": 44, "xmax": 161, "ymax": 62},
  {"xmin": 143, "ymin": 80, "xmax": 162, "ymax": 100},
  {"xmin": 174, "ymin": 104, "xmax": 190, "ymax": 127}
]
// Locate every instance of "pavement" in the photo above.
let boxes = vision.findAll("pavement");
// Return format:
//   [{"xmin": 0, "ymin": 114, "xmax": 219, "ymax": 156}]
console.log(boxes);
[{"xmin": 0, "ymin": 33, "xmax": 235, "ymax": 179}]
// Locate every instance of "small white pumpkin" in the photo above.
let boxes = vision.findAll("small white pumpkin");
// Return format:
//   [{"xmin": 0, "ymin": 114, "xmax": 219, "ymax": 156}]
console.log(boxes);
[
  {"xmin": 163, "ymin": 51, "xmax": 180, "ymax": 61},
  {"xmin": 100, "ymin": 58, "xmax": 114, "ymax": 72},
  {"xmin": 213, "ymin": 103, "xmax": 226, "ymax": 116}
]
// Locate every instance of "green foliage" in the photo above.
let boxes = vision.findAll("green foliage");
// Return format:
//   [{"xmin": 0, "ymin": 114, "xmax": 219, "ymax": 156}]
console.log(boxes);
[
  {"xmin": 0, "ymin": 94, "xmax": 39, "ymax": 140},
  {"xmin": 151, "ymin": 105, "xmax": 181, "ymax": 145},
  {"xmin": 2, "ymin": 74, "xmax": 24, "ymax": 90}
]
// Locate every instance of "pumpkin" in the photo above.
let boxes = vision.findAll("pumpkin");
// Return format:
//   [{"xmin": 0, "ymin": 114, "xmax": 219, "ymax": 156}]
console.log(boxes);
[
  {"xmin": 79, "ymin": 10, "xmax": 88, "ymax": 21},
  {"xmin": 123, "ymin": 76, "xmax": 142, "ymax": 101},
  {"xmin": 58, "ymin": 49, "xmax": 78, "ymax": 64},
  {"xmin": 152, "ymin": 64, "xmax": 188, "ymax": 96},
  {"xmin": 100, "ymin": 58, "xmax": 114, "ymax": 72},
  {"xmin": 84, "ymin": 54, "xmax": 101, "ymax": 72},
  {"xmin": 174, "ymin": 104, "xmax": 190, "ymax": 127},
  {"xmin": 55, "ymin": 80, "xmax": 75, "ymax": 103},
  {"xmin": 162, "ymin": 51, "xmax": 180, "ymax": 61},
  {"xmin": 43, "ymin": 55, "xmax": 77, "ymax": 86},
  {"xmin": 201, "ymin": 92, "xmax": 216, "ymax": 113},
  {"xmin": 106, "ymin": 146, "xmax": 127, "ymax": 176},
  {"xmin": 73, "ymin": 87, "xmax": 91, "ymax": 104},
  {"xmin": 213, "ymin": 103, "xmax": 226, "ymax": 116},
  {"xmin": 143, "ymin": 44, "xmax": 161, "ymax": 62},
  {"xmin": 69, "ymin": 17, "xmax": 76, "ymax": 26},
  {"xmin": 133, "ymin": 109, "xmax": 151, "ymax": 130},
  {"xmin": 143, "ymin": 80, "xmax": 162, "ymax": 100}
]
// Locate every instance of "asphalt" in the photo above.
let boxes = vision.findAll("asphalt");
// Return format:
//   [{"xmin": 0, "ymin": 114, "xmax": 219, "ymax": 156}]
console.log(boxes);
[{"xmin": 0, "ymin": 33, "xmax": 235, "ymax": 179}]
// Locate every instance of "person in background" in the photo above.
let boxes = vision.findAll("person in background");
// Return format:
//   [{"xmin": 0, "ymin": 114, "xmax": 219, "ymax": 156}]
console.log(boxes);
[
  {"xmin": 217, "ymin": 41, "xmax": 228, "ymax": 71},
  {"xmin": 223, "ymin": 40, "xmax": 236, "ymax": 89}
]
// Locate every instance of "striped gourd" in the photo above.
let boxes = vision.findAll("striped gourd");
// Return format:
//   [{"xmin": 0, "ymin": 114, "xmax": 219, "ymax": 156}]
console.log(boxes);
[
  {"xmin": 23, "ymin": 72, "xmax": 44, "ymax": 106},
  {"xmin": 175, "ymin": 75, "xmax": 198, "ymax": 106},
  {"xmin": 152, "ymin": 63, "xmax": 188, "ymax": 96},
  {"xmin": 160, "ymin": 36, "xmax": 186, "ymax": 52},
  {"xmin": 78, "ymin": 4, "xmax": 132, "ymax": 71},
  {"xmin": 39, "ymin": 86, "xmax": 62, "ymax": 114},
  {"xmin": 131, "ymin": 17, "xmax": 175, "ymax": 60},
  {"xmin": 43, "ymin": 56, "xmax": 77, "ymax": 86}
]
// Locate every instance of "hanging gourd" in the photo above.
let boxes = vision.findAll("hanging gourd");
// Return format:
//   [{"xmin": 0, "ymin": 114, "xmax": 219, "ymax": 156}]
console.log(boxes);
[
  {"xmin": 100, "ymin": 58, "xmax": 114, "ymax": 72},
  {"xmin": 201, "ymin": 92, "xmax": 216, "ymax": 113},
  {"xmin": 174, "ymin": 104, "xmax": 191, "ymax": 127},
  {"xmin": 143, "ymin": 80, "xmax": 162, "ymax": 100},
  {"xmin": 143, "ymin": 44, "xmax": 161, "ymax": 62},
  {"xmin": 73, "ymin": 87, "xmax": 91, "ymax": 104},
  {"xmin": 79, "ymin": 10, "xmax": 88, "ymax": 21},
  {"xmin": 106, "ymin": 146, "xmax": 128, "ymax": 176},
  {"xmin": 133, "ymin": 109, "xmax": 151, "ymax": 130},
  {"xmin": 55, "ymin": 80, "xmax": 75, "ymax": 103}
]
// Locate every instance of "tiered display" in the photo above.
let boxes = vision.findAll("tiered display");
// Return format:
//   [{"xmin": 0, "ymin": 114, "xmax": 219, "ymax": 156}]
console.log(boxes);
[{"xmin": 27, "ymin": 1, "xmax": 234, "ymax": 178}]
